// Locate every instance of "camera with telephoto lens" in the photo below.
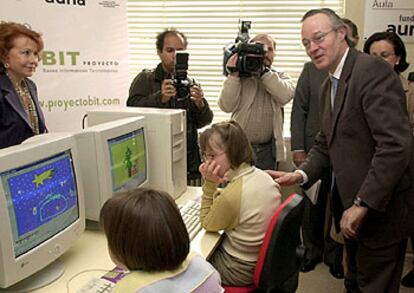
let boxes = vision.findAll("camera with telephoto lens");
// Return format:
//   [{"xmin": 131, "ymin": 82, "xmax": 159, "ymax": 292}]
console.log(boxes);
[
  {"xmin": 173, "ymin": 51, "xmax": 193, "ymax": 102},
  {"xmin": 223, "ymin": 20, "xmax": 267, "ymax": 77}
]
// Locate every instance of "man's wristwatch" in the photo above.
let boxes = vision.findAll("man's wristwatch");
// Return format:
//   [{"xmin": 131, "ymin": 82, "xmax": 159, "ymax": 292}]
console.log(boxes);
[{"xmin": 353, "ymin": 196, "xmax": 368, "ymax": 208}]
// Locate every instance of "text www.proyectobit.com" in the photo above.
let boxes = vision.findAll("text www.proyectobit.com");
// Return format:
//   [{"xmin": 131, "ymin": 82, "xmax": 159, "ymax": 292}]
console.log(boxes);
[{"xmin": 39, "ymin": 96, "xmax": 121, "ymax": 112}]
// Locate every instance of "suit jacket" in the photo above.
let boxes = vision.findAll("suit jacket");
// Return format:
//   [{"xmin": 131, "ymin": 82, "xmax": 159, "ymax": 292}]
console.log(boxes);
[
  {"xmin": 400, "ymin": 74, "xmax": 414, "ymax": 133},
  {"xmin": 291, "ymin": 61, "xmax": 328, "ymax": 153},
  {"xmin": 301, "ymin": 48, "xmax": 413, "ymax": 249},
  {"xmin": 0, "ymin": 73, "xmax": 47, "ymax": 149}
]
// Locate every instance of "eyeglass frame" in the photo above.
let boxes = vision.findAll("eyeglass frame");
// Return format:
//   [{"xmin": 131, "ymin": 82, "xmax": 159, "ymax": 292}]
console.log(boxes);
[
  {"xmin": 302, "ymin": 29, "xmax": 336, "ymax": 49},
  {"xmin": 202, "ymin": 151, "xmax": 226, "ymax": 161}
]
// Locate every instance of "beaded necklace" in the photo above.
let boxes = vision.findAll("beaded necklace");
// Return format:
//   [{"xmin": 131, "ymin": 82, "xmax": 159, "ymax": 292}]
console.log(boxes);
[{"xmin": 5, "ymin": 71, "xmax": 40, "ymax": 135}]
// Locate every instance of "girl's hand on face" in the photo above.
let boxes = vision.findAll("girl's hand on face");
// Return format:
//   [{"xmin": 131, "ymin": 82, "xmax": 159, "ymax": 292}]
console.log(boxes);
[{"xmin": 199, "ymin": 160, "xmax": 228, "ymax": 184}]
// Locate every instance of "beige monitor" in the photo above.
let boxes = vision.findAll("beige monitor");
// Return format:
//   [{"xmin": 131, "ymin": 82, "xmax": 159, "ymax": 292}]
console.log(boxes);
[
  {"xmin": 0, "ymin": 133, "xmax": 85, "ymax": 291},
  {"xmin": 86, "ymin": 107, "xmax": 187, "ymax": 200}
]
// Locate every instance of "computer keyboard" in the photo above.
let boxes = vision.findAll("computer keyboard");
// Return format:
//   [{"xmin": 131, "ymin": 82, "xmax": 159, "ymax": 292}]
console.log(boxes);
[
  {"xmin": 77, "ymin": 277, "xmax": 115, "ymax": 293},
  {"xmin": 178, "ymin": 200, "xmax": 202, "ymax": 240}
]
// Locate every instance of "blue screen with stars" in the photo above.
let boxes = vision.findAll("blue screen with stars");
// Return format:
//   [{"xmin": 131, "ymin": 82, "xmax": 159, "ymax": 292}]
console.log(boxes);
[{"xmin": 0, "ymin": 151, "xmax": 79, "ymax": 257}]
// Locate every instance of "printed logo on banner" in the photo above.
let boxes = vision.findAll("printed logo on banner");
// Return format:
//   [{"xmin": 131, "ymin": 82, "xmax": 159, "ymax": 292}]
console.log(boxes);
[
  {"xmin": 3, "ymin": 0, "xmax": 128, "ymax": 132},
  {"xmin": 41, "ymin": 50, "xmax": 120, "ymax": 74},
  {"xmin": 371, "ymin": 0, "xmax": 394, "ymax": 8},
  {"xmin": 365, "ymin": 0, "xmax": 414, "ymax": 42},
  {"xmin": 364, "ymin": 0, "xmax": 414, "ymax": 43},
  {"xmin": 388, "ymin": 18, "xmax": 414, "ymax": 37},
  {"xmin": 98, "ymin": 1, "xmax": 120, "ymax": 8},
  {"xmin": 45, "ymin": 0, "xmax": 86, "ymax": 5}
]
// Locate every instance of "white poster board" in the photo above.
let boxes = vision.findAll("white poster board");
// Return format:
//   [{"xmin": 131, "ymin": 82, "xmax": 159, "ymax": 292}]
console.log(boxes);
[
  {"xmin": 364, "ymin": 0, "xmax": 414, "ymax": 43},
  {"xmin": 0, "ymin": 0, "xmax": 129, "ymax": 131}
]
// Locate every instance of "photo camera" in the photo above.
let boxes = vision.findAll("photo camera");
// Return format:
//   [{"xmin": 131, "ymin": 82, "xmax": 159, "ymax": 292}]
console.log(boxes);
[
  {"xmin": 173, "ymin": 51, "xmax": 193, "ymax": 102},
  {"xmin": 223, "ymin": 20, "xmax": 267, "ymax": 77}
]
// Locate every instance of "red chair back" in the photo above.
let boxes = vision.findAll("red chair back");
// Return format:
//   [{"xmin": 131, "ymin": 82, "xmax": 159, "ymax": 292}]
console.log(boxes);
[{"xmin": 224, "ymin": 193, "xmax": 304, "ymax": 293}]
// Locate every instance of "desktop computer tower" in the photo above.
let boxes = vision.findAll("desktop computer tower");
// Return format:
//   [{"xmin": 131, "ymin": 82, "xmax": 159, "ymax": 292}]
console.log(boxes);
[{"xmin": 86, "ymin": 107, "xmax": 187, "ymax": 199}]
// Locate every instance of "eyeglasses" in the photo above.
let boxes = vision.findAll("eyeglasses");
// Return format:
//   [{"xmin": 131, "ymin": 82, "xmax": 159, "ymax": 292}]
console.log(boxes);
[
  {"xmin": 202, "ymin": 151, "xmax": 225, "ymax": 161},
  {"xmin": 302, "ymin": 30, "xmax": 335, "ymax": 49}
]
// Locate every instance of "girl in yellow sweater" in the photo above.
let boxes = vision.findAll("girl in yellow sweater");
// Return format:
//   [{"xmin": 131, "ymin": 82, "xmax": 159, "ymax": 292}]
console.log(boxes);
[{"xmin": 199, "ymin": 120, "xmax": 282, "ymax": 286}]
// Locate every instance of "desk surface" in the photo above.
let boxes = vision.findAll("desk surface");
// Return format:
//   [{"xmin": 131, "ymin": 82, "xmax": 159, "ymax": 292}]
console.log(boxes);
[{"xmin": 30, "ymin": 186, "xmax": 221, "ymax": 293}]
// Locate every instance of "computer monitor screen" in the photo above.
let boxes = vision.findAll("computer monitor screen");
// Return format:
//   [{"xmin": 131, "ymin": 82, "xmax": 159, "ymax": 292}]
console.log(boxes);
[
  {"xmin": 0, "ymin": 133, "xmax": 85, "ymax": 291},
  {"xmin": 86, "ymin": 107, "xmax": 187, "ymax": 199},
  {"xmin": 76, "ymin": 116, "xmax": 150, "ymax": 222},
  {"xmin": 1, "ymin": 151, "xmax": 79, "ymax": 258},
  {"xmin": 108, "ymin": 128, "xmax": 146, "ymax": 192}
]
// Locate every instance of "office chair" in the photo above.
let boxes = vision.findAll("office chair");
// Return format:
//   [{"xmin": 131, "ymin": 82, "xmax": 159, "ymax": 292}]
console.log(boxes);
[{"xmin": 224, "ymin": 193, "xmax": 306, "ymax": 293}]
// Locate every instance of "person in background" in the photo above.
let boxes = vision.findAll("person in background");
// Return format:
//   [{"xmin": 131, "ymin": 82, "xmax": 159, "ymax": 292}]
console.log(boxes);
[
  {"xmin": 99, "ymin": 187, "xmax": 223, "ymax": 293},
  {"xmin": 269, "ymin": 8, "xmax": 413, "ymax": 293},
  {"xmin": 363, "ymin": 31, "xmax": 414, "ymax": 134},
  {"xmin": 218, "ymin": 34, "xmax": 295, "ymax": 170},
  {"xmin": 290, "ymin": 17, "xmax": 359, "ymax": 279},
  {"xmin": 363, "ymin": 31, "xmax": 414, "ymax": 289},
  {"xmin": 0, "ymin": 21, "xmax": 47, "ymax": 149},
  {"xmin": 342, "ymin": 18, "xmax": 359, "ymax": 49},
  {"xmin": 198, "ymin": 120, "xmax": 281, "ymax": 286},
  {"xmin": 127, "ymin": 28, "xmax": 213, "ymax": 185}
]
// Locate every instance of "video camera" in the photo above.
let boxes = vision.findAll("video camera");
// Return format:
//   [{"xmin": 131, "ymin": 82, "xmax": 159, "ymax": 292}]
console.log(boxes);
[
  {"xmin": 173, "ymin": 51, "xmax": 193, "ymax": 102},
  {"xmin": 223, "ymin": 20, "xmax": 267, "ymax": 77}
]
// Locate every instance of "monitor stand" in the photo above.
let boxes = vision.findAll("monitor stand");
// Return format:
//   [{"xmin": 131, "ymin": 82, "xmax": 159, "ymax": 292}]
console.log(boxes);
[{"xmin": 0, "ymin": 260, "xmax": 64, "ymax": 292}]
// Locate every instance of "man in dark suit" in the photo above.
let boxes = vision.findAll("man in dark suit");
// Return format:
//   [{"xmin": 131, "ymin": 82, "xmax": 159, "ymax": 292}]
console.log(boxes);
[
  {"xmin": 290, "ymin": 62, "xmax": 344, "ymax": 278},
  {"xmin": 290, "ymin": 18, "xmax": 359, "ymax": 279},
  {"xmin": 269, "ymin": 8, "xmax": 413, "ymax": 293}
]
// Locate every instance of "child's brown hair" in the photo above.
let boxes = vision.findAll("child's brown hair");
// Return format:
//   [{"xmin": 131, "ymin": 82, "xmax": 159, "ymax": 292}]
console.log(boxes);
[{"xmin": 199, "ymin": 120, "xmax": 255, "ymax": 168}]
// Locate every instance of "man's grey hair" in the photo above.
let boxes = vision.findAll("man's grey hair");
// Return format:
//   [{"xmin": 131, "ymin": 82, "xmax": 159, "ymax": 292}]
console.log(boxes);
[{"xmin": 301, "ymin": 8, "xmax": 350, "ymax": 45}]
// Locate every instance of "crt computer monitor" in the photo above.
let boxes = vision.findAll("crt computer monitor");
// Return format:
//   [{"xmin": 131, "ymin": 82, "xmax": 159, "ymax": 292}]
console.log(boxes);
[
  {"xmin": 75, "ymin": 116, "xmax": 150, "ymax": 222},
  {"xmin": 86, "ymin": 107, "xmax": 187, "ymax": 200},
  {"xmin": 0, "ymin": 133, "xmax": 85, "ymax": 292}
]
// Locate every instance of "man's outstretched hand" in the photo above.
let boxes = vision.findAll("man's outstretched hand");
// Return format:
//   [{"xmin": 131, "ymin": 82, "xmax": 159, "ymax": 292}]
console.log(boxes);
[{"xmin": 266, "ymin": 170, "xmax": 304, "ymax": 186}]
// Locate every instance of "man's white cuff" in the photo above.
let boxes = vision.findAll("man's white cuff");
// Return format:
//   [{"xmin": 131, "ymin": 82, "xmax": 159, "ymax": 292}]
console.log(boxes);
[{"xmin": 294, "ymin": 169, "xmax": 308, "ymax": 184}]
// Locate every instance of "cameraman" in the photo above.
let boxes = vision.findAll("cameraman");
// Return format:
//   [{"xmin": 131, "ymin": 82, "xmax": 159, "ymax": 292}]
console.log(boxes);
[
  {"xmin": 127, "ymin": 28, "xmax": 213, "ymax": 184},
  {"xmin": 218, "ymin": 34, "xmax": 295, "ymax": 170}
]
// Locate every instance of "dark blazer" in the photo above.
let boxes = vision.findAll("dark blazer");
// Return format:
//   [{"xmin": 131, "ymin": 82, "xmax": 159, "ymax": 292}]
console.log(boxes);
[
  {"xmin": 301, "ymin": 48, "xmax": 414, "ymax": 249},
  {"xmin": 291, "ymin": 61, "xmax": 328, "ymax": 153},
  {"xmin": 0, "ymin": 73, "xmax": 47, "ymax": 149}
]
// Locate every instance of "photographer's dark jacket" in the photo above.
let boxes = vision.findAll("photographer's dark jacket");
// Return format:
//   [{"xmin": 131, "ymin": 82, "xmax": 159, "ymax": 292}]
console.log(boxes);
[{"xmin": 127, "ymin": 63, "xmax": 213, "ymax": 180}]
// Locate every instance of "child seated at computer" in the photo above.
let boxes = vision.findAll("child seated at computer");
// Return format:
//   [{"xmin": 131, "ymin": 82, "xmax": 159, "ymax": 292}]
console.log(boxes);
[
  {"xmin": 198, "ymin": 120, "xmax": 282, "ymax": 286},
  {"xmin": 99, "ymin": 187, "xmax": 224, "ymax": 292}
]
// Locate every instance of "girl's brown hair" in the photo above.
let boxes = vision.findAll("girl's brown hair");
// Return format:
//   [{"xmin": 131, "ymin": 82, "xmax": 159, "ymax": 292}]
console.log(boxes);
[
  {"xmin": 199, "ymin": 120, "xmax": 255, "ymax": 168},
  {"xmin": 100, "ymin": 188, "xmax": 190, "ymax": 271}
]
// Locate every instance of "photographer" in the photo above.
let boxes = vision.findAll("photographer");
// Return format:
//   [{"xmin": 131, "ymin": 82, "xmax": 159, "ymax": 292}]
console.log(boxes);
[
  {"xmin": 218, "ymin": 34, "xmax": 295, "ymax": 170},
  {"xmin": 127, "ymin": 28, "xmax": 213, "ymax": 184}
]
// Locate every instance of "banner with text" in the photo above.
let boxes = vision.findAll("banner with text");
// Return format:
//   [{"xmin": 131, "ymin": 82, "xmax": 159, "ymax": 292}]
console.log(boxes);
[
  {"xmin": 364, "ymin": 0, "xmax": 414, "ymax": 43},
  {"xmin": 0, "ymin": 0, "xmax": 128, "ymax": 131}
]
